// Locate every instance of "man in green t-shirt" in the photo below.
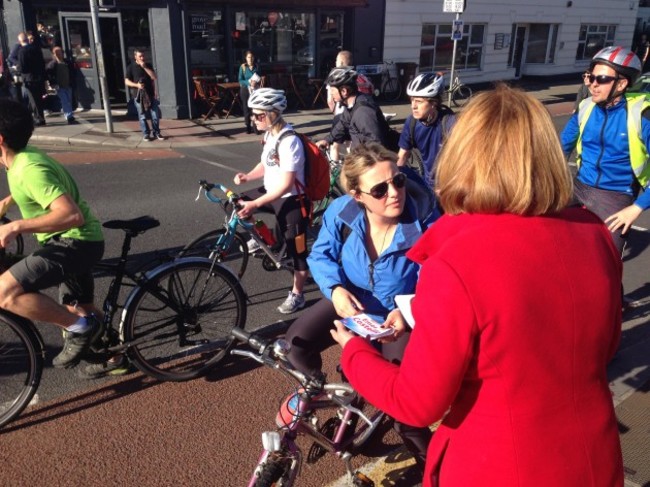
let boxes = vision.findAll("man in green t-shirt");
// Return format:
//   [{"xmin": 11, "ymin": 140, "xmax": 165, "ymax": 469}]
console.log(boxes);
[{"xmin": 0, "ymin": 98, "xmax": 106, "ymax": 370}]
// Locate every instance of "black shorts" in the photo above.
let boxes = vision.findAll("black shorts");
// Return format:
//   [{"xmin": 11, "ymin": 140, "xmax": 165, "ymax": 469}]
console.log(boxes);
[{"xmin": 9, "ymin": 237, "xmax": 105, "ymax": 305}]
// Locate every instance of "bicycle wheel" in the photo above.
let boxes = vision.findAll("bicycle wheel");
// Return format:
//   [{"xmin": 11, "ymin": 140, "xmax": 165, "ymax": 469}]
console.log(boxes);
[
  {"xmin": 382, "ymin": 78, "xmax": 402, "ymax": 102},
  {"xmin": 452, "ymin": 84, "xmax": 472, "ymax": 107},
  {"xmin": 254, "ymin": 452, "xmax": 296, "ymax": 487},
  {"xmin": 123, "ymin": 258, "xmax": 247, "ymax": 381},
  {"xmin": 0, "ymin": 312, "xmax": 43, "ymax": 429},
  {"xmin": 406, "ymin": 149, "xmax": 425, "ymax": 178},
  {"xmin": 1, "ymin": 217, "xmax": 24, "ymax": 256},
  {"xmin": 178, "ymin": 229, "xmax": 248, "ymax": 279}
]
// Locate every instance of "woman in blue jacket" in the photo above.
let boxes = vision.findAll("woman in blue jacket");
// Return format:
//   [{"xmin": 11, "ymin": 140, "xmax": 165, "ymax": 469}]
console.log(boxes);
[{"xmin": 285, "ymin": 142, "xmax": 433, "ymax": 476}]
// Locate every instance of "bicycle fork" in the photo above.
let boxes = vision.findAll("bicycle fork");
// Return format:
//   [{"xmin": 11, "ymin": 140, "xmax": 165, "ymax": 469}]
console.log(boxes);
[{"xmin": 248, "ymin": 430, "xmax": 301, "ymax": 487}]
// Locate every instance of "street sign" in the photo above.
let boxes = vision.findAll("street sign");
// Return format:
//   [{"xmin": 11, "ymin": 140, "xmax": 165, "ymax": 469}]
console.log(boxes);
[
  {"xmin": 452, "ymin": 20, "xmax": 464, "ymax": 40},
  {"xmin": 443, "ymin": 0, "xmax": 465, "ymax": 13}
]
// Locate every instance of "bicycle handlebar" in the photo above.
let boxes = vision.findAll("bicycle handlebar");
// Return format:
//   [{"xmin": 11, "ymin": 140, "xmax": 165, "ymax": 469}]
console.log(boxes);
[{"xmin": 196, "ymin": 180, "xmax": 243, "ymax": 210}]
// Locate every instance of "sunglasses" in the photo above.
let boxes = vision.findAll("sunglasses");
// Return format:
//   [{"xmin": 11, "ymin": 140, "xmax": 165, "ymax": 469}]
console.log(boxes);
[
  {"xmin": 587, "ymin": 74, "xmax": 618, "ymax": 85},
  {"xmin": 252, "ymin": 112, "xmax": 267, "ymax": 121},
  {"xmin": 358, "ymin": 172, "xmax": 407, "ymax": 199}
]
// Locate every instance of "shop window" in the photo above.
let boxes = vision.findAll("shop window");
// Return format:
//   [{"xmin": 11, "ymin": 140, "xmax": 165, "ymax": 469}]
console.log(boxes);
[
  {"xmin": 576, "ymin": 24, "xmax": 616, "ymax": 61},
  {"xmin": 122, "ymin": 10, "xmax": 151, "ymax": 64},
  {"xmin": 189, "ymin": 10, "xmax": 225, "ymax": 74},
  {"xmin": 525, "ymin": 24, "xmax": 559, "ymax": 64},
  {"xmin": 419, "ymin": 23, "xmax": 485, "ymax": 71}
]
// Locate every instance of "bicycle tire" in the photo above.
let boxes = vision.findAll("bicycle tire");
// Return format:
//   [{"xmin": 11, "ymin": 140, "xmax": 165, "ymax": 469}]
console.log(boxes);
[
  {"xmin": 382, "ymin": 78, "xmax": 402, "ymax": 102},
  {"xmin": 1, "ymin": 217, "xmax": 24, "ymax": 256},
  {"xmin": 452, "ymin": 84, "xmax": 472, "ymax": 107},
  {"xmin": 254, "ymin": 453, "xmax": 295, "ymax": 487},
  {"xmin": 178, "ymin": 229, "xmax": 248, "ymax": 279},
  {"xmin": 311, "ymin": 183, "xmax": 345, "ymax": 228},
  {"xmin": 406, "ymin": 149, "xmax": 425, "ymax": 178},
  {"xmin": 123, "ymin": 258, "xmax": 247, "ymax": 382},
  {"xmin": 0, "ymin": 312, "xmax": 43, "ymax": 429}
]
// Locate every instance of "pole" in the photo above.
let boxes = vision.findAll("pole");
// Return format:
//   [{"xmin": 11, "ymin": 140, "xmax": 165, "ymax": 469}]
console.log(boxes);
[
  {"xmin": 448, "ymin": 12, "xmax": 460, "ymax": 107},
  {"xmin": 89, "ymin": 0, "xmax": 113, "ymax": 133}
]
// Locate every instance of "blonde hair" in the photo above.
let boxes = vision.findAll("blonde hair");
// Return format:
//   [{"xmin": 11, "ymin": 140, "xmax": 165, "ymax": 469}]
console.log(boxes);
[
  {"xmin": 436, "ymin": 84, "xmax": 572, "ymax": 215},
  {"xmin": 340, "ymin": 143, "xmax": 397, "ymax": 193}
]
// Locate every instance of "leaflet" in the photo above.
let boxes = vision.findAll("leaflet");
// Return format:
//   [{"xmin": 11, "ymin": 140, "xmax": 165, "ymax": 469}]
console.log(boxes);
[
  {"xmin": 340, "ymin": 313, "xmax": 393, "ymax": 340},
  {"xmin": 395, "ymin": 294, "xmax": 416, "ymax": 328}
]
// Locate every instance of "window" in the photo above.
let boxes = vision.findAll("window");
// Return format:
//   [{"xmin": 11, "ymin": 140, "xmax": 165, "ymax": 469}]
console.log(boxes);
[
  {"xmin": 419, "ymin": 23, "xmax": 485, "ymax": 71},
  {"xmin": 188, "ymin": 10, "xmax": 225, "ymax": 73},
  {"xmin": 576, "ymin": 24, "xmax": 616, "ymax": 61},
  {"xmin": 525, "ymin": 24, "xmax": 559, "ymax": 64}
]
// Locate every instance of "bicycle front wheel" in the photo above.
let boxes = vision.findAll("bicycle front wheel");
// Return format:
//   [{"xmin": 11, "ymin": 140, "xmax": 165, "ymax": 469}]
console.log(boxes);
[
  {"xmin": 452, "ymin": 84, "xmax": 472, "ymax": 107},
  {"xmin": 123, "ymin": 259, "xmax": 247, "ymax": 381},
  {"xmin": 179, "ymin": 229, "xmax": 248, "ymax": 279},
  {"xmin": 382, "ymin": 78, "xmax": 402, "ymax": 102},
  {"xmin": 0, "ymin": 312, "xmax": 43, "ymax": 429}
]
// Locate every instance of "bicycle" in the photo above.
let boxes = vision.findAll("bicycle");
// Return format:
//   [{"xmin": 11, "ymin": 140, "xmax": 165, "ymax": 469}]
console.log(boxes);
[
  {"xmin": 446, "ymin": 73, "xmax": 472, "ymax": 107},
  {"xmin": 181, "ymin": 180, "xmax": 331, "ymax": 279},
  {"xmin": 231, "ymin": 328, "xmax": 385, "ymax": 487},
  {"xmin": 0, "ymin": 215, "xmax": 247, "ymax": 429}
]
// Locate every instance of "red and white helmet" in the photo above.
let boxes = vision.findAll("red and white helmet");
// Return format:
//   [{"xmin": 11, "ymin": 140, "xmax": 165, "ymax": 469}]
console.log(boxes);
[{"xmin": 590, "ymin": 46, "xmax": 642, "ymax": 83}]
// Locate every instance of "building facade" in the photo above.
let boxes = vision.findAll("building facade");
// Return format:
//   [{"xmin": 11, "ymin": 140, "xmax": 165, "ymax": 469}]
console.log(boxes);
[
  {"xmin": 1, "ymin": 0, "xmax": 384, "ymax": 118},
  {"xmin": 383, "ymin": 0, "xmax": 639, "ymax": 84}
]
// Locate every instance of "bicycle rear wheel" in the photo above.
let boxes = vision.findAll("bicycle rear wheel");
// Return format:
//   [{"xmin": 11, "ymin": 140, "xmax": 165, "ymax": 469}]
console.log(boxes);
[
  {"xmin": 123, "ymin": 259, "xmax": 247, "ymax": 381},
  {"xmin": 406, "ymin": 149, "xmax": 425, "ymax": 178},
  {"xmin": 0, "ymin": 312, "xmax": 43, "ymax": 429},
  {"xmin": 452, "ymin": 84, "xmax": 472, "ymax": 107},
  {"xmin": 178, "ymin": 229, "xmax": 248, "ymax": 279},
  {"xmin": 382, "ymin": 78, "xmax": 402, "ymax": 102}
]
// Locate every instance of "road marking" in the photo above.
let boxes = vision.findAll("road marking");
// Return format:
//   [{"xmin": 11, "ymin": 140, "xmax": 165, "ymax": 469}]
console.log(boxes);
[{"xmin": 191, "ymin": 155, "xmax": 238, "ymax": 172}]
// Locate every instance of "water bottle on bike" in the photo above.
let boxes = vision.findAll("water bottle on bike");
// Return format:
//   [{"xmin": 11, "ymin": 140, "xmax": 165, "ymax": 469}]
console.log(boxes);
[{"xmin": 254, "ymin": 220, "xmax": 276, "ymax": 246}]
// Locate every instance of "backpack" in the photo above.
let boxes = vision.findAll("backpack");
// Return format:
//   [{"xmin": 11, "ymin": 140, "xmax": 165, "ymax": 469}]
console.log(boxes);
[
  {"xmin": 275, "ymin": 129, "xmax": 331, "ymax": 204},
  {"xmin": 339, "ymin": 165, "xmax": 439, "ymax": 243}
]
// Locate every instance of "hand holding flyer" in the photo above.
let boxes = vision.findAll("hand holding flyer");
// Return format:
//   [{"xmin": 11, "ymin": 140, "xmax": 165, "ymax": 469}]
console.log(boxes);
[{"xmin": 340, "ymin": 313, "xmax": 393, "ymax": 340}]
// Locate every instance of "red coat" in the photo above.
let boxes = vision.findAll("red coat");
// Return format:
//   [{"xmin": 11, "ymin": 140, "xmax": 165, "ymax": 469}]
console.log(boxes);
[{"xmin": 341, "ymin": 208, "xmax": 623, "ymax": 487}]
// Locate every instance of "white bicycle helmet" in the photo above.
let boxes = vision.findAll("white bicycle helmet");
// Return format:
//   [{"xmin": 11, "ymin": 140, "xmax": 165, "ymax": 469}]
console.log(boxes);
[
  {"xmin": 326, "ymin": 67, "xmax": 358, "ymax": 88},
  {"xmin": 248, "ymin": 88, "xmax": 288, "ymax": 113},
  {"xmin": 591, "ymin": 46, "xmax": 642, "ymax": 83},
  {"xmin": 406, "ymin": 73, "xmax": 445, "ymax": 98}
]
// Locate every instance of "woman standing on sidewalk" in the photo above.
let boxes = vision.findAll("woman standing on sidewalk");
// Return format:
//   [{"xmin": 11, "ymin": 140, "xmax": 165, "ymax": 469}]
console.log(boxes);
[
  {"xmin": 238, "ymin": 50, "xmax": 261, "ymax": 134},
  {"xmin": 332, "ymin": 85, "xmax": 624, "ymax": 487}
]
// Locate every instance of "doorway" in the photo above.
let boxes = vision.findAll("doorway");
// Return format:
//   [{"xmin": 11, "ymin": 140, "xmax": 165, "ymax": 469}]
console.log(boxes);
[
  {"xmin": 59, "ymin": 12, "xmax": 127, "ymax": 109},
  {"xmin": 509, "ymin": 24, "xmax": 528, "ymax": 79}
]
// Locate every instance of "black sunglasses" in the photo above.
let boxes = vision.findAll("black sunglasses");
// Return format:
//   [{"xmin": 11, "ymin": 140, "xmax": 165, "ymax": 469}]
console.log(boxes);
[
  {"xmin": 587, "ymin": 74, "xmax": 618, "ymax": 85},
  {"xmin": 252, "ymin": 112, "xmax": 267, "ymax": 121},
  {"xmin": 358, "ymin": 172, "xmax": 407, "ymax": 199}
]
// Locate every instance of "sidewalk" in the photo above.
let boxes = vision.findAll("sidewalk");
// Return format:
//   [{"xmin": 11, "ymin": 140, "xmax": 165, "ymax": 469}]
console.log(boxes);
[
  {"xmin": 31, "ymin": 77, "xmax": 578, "ymax": 150},
  {"xmin": 32, "ymin": 78, "xmax": 649, "ymax": 487}
]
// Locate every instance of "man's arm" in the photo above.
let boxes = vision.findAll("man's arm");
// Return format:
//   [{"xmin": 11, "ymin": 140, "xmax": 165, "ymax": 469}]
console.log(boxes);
[
  {"xmin": 0, "ymin": 194, "xmax": 84, "ymax": 248},
  {"xmin": 560, "ymin": 112, "xmax": 580, "ymax": 155}
]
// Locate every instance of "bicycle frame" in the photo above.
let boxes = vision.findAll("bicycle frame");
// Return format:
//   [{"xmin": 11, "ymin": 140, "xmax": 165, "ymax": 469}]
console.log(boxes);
[
  {"xmin": 231, "ymin": 329, "xmax": 383, "ymax": 486},
  {"xmin": 199, "ymin": 182, "xmax": 290, "ymax": 270}
]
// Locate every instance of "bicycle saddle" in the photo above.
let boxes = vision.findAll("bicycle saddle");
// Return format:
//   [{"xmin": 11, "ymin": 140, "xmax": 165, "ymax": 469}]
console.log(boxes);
[{"xmin": 103, "ymin": 215, "xmax": 160, "ymax": 233}]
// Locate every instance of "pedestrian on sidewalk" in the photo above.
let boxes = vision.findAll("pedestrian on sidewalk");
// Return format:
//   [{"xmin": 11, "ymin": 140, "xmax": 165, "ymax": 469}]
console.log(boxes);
[
  {"xmin": 238, "ymin": 50, "xmax": 261, "ymax": 134},
  {"xmin": 332, "ymin": 85, "xmax": 624, "ymax": 487},
  {"xmin": 16, "ymin": 32, "xmax": 46, "ymax": 126},
  {"xmin": 125, "ymin": 49, "xmax": 164, "ymax": 142},
  {"xmin": 573, "ymin": 70, "xmax": 592, "ymax": 113},
  {"xmin": 46, "ymin": 46, "xmax": 77, "ymax": 124}
]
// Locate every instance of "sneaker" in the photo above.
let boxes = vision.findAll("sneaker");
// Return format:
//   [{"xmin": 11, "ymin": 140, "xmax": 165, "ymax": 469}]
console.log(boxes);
[
  {"xmin": 247, "ymin": 239, "xmax": 261, "ymax": 253},
  {"xmin": 143, "ymin": 135, "xmax": 152, "ymax": 142},
  {"xmin": 154, "ymin": 133, "xmax": 165, "ymax": 140},
  {"xmin": 67, "ymin": 116, "xmax": 77, "ymax": 124},
  {"xmin": 277, "ymin": 291, "xmax": 306, "ymax": 314},
  {"xmin": 52, "ymin": 316, "xmax": 103, "ymax": 369},
  {"xmin": 79, "ymin": 355, "xmax": 131, "ymax": 379}
]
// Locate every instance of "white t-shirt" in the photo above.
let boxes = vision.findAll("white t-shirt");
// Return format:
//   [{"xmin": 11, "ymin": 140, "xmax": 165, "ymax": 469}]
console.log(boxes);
[{"xmin": 261, "ymin": 124, "xmax": 306, "ymax": 198}]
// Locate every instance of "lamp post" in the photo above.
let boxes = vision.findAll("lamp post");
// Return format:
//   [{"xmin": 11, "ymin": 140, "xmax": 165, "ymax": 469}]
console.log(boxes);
[{"xmin": 89, "ymin": 0, "xmax": 113, "ymax": 133}]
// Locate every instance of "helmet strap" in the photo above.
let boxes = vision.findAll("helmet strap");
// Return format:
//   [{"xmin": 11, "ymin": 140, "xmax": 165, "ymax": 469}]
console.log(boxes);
[
  {"xmin": 602, "ymin": 78, "xmax": 625, "ymax": 107},
  {"xmin": 419, "ymin": 102, "xmax": 439, "ymax": 126}
]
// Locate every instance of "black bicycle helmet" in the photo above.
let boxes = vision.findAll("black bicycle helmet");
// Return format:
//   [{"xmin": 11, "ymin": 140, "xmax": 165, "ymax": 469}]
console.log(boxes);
[
  {"xmin": 326, "ymin": 67, "xmax": 358, "ymax": 88},
  {"xmin": 406, "ymin": 72, "xmax": 445, "ymax": 98},
  {"xmin": 590, "ymin": 46, "xmax": 642, "ymax": 84}
]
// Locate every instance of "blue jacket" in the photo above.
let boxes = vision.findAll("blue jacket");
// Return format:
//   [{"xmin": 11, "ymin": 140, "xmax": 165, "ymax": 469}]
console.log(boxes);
[
  {"xmin": 561, "ymin": 96, "xmax": 650, "ymax": 210},
  {"xmin": 307, "ymin": 195, "xmax": 426, "ymax": 321}
]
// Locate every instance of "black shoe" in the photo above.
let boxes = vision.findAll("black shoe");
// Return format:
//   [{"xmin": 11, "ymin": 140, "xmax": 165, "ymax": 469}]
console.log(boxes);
[
  {"xmin": 143, "ymin": 135, "xmax": 152, "ymax": 142},
  {"xmin": 35, "ymin": 119, "xmax": 46, "ymax": 127},
  {"xmin": 154, "ymin": 133, "xmax": 165, "ymax": 141},
  {"xmin": 53, "ymin": 316, "xmax": 103, "ymax": 369},
  {"xmin": 246, "ymin": 126, "xmax": 253, "ymax": 134},
  {"xmin": 67, "ymin": 117, "xmax": 77, "ymax": 124},
  {"xmin": 78, "ymin": 355, "xmax": 132, "ymax": 380}
]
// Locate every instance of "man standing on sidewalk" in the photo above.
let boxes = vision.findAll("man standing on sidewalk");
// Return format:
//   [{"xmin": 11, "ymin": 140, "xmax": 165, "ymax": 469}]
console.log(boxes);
[
  {"xmin": 16, "ymin": 32, "xmax": 46, "ymax": 126},
  {"xmin": 125, "ymin": 49, "xmax": 164, "ymax": 142}
]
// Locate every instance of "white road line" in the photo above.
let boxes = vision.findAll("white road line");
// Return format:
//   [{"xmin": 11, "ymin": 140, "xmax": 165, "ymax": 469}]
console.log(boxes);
[{"xmin": 192, "ymin": 156, "xmax": 238, "ymax": 172}]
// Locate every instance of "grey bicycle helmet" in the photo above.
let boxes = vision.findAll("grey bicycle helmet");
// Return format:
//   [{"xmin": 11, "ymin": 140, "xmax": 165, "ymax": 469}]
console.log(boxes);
[
  {"xmin": 248, "ymin": 88, "xmax": 288, "ymax": 113},
  {"xmin": 590, "ymin": 46, "xmax": 642, "ymax": 83},
  {"xmin": 406, "ymin": 73, "xmax": 445, "ymax": 98},
  {"xmin": 326, "ymin": 67, "xmax": 358, "ymax": 88}
]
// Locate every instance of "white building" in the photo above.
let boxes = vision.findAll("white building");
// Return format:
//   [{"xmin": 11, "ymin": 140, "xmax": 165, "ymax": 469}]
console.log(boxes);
[{"xmin": 383, "ymin": 0, "xmax": 639, "ymax": 84}]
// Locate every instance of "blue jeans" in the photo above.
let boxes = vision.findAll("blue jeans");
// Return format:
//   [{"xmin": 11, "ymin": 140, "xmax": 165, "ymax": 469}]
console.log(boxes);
[
  {"xmin": 57, "ymin": 87, "xmax": 74, "ymax": 120},
  {"xmin": 134, "ymin": 98, "xmax": 160, "ymax": 137}
]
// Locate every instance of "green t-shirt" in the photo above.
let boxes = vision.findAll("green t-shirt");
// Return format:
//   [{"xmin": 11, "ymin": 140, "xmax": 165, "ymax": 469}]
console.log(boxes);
[{"xmin": 7, "ymin": 146, "xmax": 103, "ymax": 244}]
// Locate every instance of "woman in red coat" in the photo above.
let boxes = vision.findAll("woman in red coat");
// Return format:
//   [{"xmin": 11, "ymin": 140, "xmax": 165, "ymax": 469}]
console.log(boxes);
[{"xmin": 331, "ymin": 85, "xmax": 624, "ymax": 487}]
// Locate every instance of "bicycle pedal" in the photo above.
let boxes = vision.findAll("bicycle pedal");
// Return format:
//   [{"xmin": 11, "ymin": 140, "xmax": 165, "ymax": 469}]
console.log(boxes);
[{"xmin": 352, "ymin": 471, "xmax": 375, "ymax": 487}]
